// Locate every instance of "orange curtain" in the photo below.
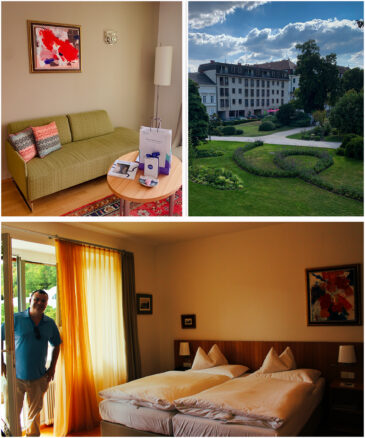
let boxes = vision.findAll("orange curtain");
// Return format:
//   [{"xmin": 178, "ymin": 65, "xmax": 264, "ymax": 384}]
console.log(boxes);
[{"xmin": 54, "ymin": 239, "xmax": 126, "ymax": 436}]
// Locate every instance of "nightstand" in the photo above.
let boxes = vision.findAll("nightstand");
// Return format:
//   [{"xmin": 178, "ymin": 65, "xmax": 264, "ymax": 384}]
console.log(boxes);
[
  {"xmin": 174, "ymin": 366, "xmax": 190, "ymax": 371},
  {"xmin": 327, "ymin": 379, "xmax": 363, "ymax": 436}
]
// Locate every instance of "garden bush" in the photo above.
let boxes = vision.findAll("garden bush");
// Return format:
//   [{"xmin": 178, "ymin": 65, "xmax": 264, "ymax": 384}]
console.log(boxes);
[
  {"xmin": 189, "ymin": 165, "xmax": 244, "ymax": 190},
  {"xmin": 196, "ymin": 149, "xmax": 224, "ymax": 158},
  {"xmin": 259, "ymin": 121, "xmax": 276, "ymax": 131},
  {"xmin": 290, "ymin": 112, "xmax": 311, "ymax": 127},
  {"xmin": 345, "ymin": 136, "xmax": 363, "ymax": 161},
  {"xmin": 340, "ymin": 133, "xmax": 358, "ymax": 149},
  {"xmin": 222, "ymin": 126, "xmax": 237, "ymax": 135}
]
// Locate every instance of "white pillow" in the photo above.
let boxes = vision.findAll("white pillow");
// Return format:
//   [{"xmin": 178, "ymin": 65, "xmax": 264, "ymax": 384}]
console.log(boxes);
[
  {"xmin": 279, "ymin": 346, "xmax": 296, "ymax": 370},
  {"xmin": 208, "ymin": 344, "xmax": 228, "ymax": 366},
  {"xmin": 191, "ymin": 346, "xmax": 215, "ymax": 370},
  {"xmin": 256, "ymin": 347, "xmax": 290, "ymax": 373},
  {"xmin": 189, "ymin": 364, "xmax": 249, "ymax": 378},
  {"xmin": 263, "ymin": 369, "xmax": 321, "ymax": 384}
]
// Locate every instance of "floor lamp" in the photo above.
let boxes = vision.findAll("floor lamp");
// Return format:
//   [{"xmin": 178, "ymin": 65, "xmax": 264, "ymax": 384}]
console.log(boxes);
[{"xmin": 153, "ymin": 45, "xmax": 173, "ymax": 128}]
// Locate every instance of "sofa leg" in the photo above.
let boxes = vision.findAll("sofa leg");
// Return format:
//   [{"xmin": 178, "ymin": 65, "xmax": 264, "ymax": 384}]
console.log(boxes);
[{"xmin": 12, "ymin": 179, "xmax": 33, "ymax": 212}]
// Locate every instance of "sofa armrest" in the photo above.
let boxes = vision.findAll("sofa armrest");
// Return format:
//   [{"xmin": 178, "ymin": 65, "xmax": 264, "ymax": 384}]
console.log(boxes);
[{"xmin": 5, "ymin": 140, "xmax": 29, "ymax": 201}]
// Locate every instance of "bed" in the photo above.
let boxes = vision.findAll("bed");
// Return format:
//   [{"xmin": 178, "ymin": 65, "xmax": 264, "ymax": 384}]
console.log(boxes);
[{"xmin": 99, "ymin": 340, "xmax": 363, "ymax": 437}]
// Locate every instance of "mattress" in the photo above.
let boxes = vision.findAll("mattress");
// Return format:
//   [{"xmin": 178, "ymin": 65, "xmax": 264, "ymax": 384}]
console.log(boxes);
[
  {"xmin": 99, "ymin": 399, "xmax": 175, "ymax": 435},
  {"xmin": 172, "ymin": 377, "xmax": 325, "ymax": 437}
]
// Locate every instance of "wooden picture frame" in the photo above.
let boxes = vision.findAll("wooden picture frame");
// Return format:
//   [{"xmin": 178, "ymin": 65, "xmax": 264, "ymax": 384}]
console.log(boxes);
[
  {"xmin": 181, "ymin": 314, "xmax": 196, "ymax": 329},
  {"xmin": 306, "ymin": 264, "xmax": 361, "ymax": 326},
  {"xmin": 27, "ymin": 20, "xmax": 81, "ymax": 72},
  {"xmin": 136, "ymin": 293, "xmax": 152, "ymax": 315}
]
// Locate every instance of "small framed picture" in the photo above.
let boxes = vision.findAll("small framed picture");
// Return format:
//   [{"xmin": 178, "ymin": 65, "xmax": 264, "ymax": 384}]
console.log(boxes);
[
  {"xmin": 181, "ymin": 314, "xmax": 196, "ymax": 329},
  {"xmin": 27, "ymin": 20, "xmax": 81, "ymax": 73},
  {"xmin": 136, "ymin": 293, "xmax": 152, "ymax": 315},
  {"xmin": 306, "ymin": 264, "xmax": 361, "ymax": 326}
]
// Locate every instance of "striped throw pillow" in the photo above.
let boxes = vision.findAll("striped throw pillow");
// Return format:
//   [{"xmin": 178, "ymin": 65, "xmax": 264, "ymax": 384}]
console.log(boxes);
[
  {"xmin": 32, "ymin": 121, "xmax": 62, "ymax": 158},
  {"xmin": 8, "ymin": 128, "xmax": 37, "ymax": 162}
]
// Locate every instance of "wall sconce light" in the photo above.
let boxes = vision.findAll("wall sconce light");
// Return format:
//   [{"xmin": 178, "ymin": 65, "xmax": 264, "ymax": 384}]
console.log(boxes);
[
  {"xmin": 338, "ymin": 345, "xmax": 357, "ymax": 385},
  {"xmin": 104, "ymin": 30, "xmax": 118, "ymax": 45}
]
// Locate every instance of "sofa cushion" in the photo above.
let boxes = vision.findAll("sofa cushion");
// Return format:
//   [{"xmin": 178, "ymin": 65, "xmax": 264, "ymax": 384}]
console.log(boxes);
[
  {"xmin": 32, "ymin": 121, "xmax": 62, "ymax": 158},
  {"xmin": 8, "ymin": 115, "xmax": 72, "ymax": 145},
  {"xmin": 26, "ymin": 127, "xmax": 138, "ymax": 201},
  {"xmin": 68, "ymin": 110, "xmax": 114, "ymax": 142},
  {"xmin": 8, "ymin": 128, "xmax": 37, "ymax": 162}
]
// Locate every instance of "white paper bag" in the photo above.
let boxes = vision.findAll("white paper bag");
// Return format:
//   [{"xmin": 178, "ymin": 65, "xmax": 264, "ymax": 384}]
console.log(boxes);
[{"xmin": 139, "ymin": 126, "xmax": 172, "ymax": 174}]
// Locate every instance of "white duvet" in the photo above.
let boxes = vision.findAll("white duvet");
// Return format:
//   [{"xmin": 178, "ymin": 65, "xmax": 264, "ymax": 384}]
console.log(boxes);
[
  {"xmin": 174, "ymin": 374, "xmax": 316, "ymax": 429},
  {"xmin": 99, "ymin": 371, "xmax": 230, "ymax": 410}
]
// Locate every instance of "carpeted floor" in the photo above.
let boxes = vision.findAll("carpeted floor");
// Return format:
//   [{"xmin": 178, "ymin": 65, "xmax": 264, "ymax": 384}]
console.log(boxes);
[{"xmin": 63, "ymin": 187, "xmax": 182, "ymax": 216}]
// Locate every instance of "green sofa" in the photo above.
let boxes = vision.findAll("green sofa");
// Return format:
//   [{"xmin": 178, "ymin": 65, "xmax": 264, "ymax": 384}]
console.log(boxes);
[{"xmin": 5, "ymin": 110, "xmax": 139, "ymax": 211}]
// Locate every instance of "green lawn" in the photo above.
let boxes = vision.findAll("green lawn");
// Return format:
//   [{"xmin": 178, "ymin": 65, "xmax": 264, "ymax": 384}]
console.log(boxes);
[
  {"xmin": 189, "ymin": 141, "xmax": 363, "ymax": 216},
  {"xmin": 287, "ymin": 129, "xmax": 342, "ymax": 142},
  {"xmin": 228, "ymin": 121, "xmax": 291, "ymax": 137}
]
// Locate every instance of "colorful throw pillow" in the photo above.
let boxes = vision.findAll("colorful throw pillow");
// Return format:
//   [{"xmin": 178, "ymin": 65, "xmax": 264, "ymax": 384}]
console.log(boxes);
[
  {"xmin": 32, "ymin": 121, "xmax": 62, "ymax": 158},
  {"xmin": 8, "ymin": 128, "xmax": 37, "ymax": 162}
]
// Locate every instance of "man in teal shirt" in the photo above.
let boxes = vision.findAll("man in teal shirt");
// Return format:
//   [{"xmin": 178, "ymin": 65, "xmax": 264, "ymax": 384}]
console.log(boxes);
[{"xmin": 1, "ymin": 290, "xmax": 61, "ymax": 436}]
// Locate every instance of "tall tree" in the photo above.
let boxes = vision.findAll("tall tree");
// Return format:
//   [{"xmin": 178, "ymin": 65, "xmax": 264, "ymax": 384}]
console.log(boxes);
[
  {"xmin": 295, "ymin": 40, "xmax": 340, "ymax": 112},
  {"xmin": 341, "ymin": 67, "xmax": 364, "ymax": 93},
  {"xmin": 329, "ymin": 90, "xmax": 363, "ymax": 135},
  {"xmin": 189, "ymin": 79, "xmax": 209, "ymax": 147}
]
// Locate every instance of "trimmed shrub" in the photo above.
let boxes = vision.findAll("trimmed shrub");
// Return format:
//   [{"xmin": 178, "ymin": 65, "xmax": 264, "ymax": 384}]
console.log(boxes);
[
  {"xmin": 196, "ymin": 149, "xmax": 224, "ymax": 158},
  {"xmin": 259, "ymin": 121, "xmax": 275, "ymax": 131},
  {"xmin": 189, "ymin": 165, "xmax": 244, "ymax": 190},
  {"xmin": 345, "ymin": 136, "xmax": 363, "ymax": 161},
  {"xmin": 340, "ymin": 133, "xmax": 358, "ymax": 149},
  {"xmin": 336, "ymin": 148, "xmax": 345, "ymax": 156},
  {"xmin": 235, "ymin": 129, "xmax": 244, "ymax": 135},
  {"xmin": 222, "ymin": 126, "xmax": 237, "ymax": 135}
]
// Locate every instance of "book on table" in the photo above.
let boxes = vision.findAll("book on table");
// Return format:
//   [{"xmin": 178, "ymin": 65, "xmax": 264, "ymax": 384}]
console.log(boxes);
[{"xmin": 108, "ymin": 160, "xmax": 139, "ymax": 179}]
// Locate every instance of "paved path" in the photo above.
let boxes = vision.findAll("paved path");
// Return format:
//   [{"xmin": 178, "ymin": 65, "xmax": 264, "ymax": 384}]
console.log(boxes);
[{"xmin": 210, "ymin": 127, "xmax": 341, "ymax": 149}]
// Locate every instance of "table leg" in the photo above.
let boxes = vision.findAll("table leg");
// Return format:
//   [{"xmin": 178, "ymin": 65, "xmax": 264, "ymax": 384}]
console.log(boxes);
[
  {"xmin": 169, "ymin": 193, "xmax": 175, "ymax": 216},
  {"xmin": 119, "ymin": 199, "xmax": 124, "ymax": 216},
  {"xmin": 124, "ymin": 200, "xmax": 130, "ymax": 216}
]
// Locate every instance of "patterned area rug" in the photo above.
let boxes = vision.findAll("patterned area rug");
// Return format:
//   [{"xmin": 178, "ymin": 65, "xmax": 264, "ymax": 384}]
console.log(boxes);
[{"xmin": 63, "ymin": 188, "xmax": 182, "ymax": 216}]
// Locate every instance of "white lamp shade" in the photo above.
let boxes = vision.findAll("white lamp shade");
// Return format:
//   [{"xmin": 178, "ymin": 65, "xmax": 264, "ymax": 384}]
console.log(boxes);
[
  {"xmin": 154, "ymin": 46, "xmax": 173, "ymax": 86},
  {"xmin": 179, "ymin": 342, "xmax": 190, "ymax": 356},
  {"xmin": 338, "ymin": 345, "xmax": 356, "ymax": 363}
]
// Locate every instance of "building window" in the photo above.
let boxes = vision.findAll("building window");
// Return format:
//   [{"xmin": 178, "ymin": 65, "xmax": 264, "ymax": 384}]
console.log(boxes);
[
  {"xmin": 232, "ymin": 99, "xmax": 236, "ymax": 105},
  {"xmin": 220, "ymin": 88, "xmax": 224, "ymax": 97},
  {"xmin": 245, "ymin": 99, "xmax": 249, "ymax": 106},
  {"xmin": 225, "ymin": 99, "xmax": 229, "ymax": 107},
  {"xmin": 251, "ymin": 89, "xmax": 254, "ymax": 97},
  {"xmin": 220, "ymin": 99, "xmax": 225, "ymax": 107},
  {"xmin": 225, "ymin": 88, "xmax": 229, "ymax": 96},
  {"xmin": 256, "ymin": 80, "xmax": 260, "ymax": 86},
  {"xmin": 261, "ymin": 89, "xmax": 265, "ymax": 97},
  {"xmin": 256, "ymin": 89, "xmax": 260, "ymax": 97},
  {"xmin": 251, "ymin": 79, "xmax": 254, "ymax": 86},
  {"xmin": 272, "ymin": 99, "xmax": 274, "ymax": 103},
  {"xmin": 239, "ymin": 78, "xmax": 242, "ymax": 84},
  {"xmin": 281, "ymin": 90, "xmax": 284, "ymax": 97},
  {"xmin": 262, "ymin": 80, "xmax": 265, "ymax": 87},
  {"xmin": 281, "ymin": 82, "xmax": 284, "ymax": 88},
  {"xmin": 211, "ymin": 96, "xmax": 215, "ymax": 103},
  {"xmin": 238, "ymin": 88, "xmax": 242, "ymax": 94},
  {"xmin": 232, "ymin": 88, "xmax": 236, "ymax": 94},
  {"xmin": 203, "ymin": 95, "xmax": 206, "ymax": 103},
  {"xmin": 220, "ymin": 77, "xmax": 224, "ymax": 86},
  {"xmin": 251, "ymin": 99, "xmax": 254, "ymax": 106},
  {"xmin": 276, "ymin": 99, "xmax": 279, "ymax": 103},
  {"xmin": 224, "ymin": 77, "xmax": 228, "ymax": 85},
  {"xmin": 293, "ymin": 78, "xmax": 296, "ymax": 83},
  {"xmin": 267, "ymin": 89, "xmax": 270, "ymax": 97},
  {"xmin": 245, "ymin": 89, "xmax": 248, "ymax": 97},
  {"xmin": 277, "ymin": 90, "xmax": 279, "ymax": 95},
  {"xmin": 261, "ymin": 99, "xmax": 264, "ymax": 106},
  {"xmin": 267, "ymin": 81, "xmax": 270, "ymax": 87},
  {"xmin": 281, "ymin": 99, "xmax": 284, "ymax": 104},
  {"xmin": 239, "ymin": 99, "xmax": 242, "ymax": 104},
  {"xmin": 272, "ymin": 89, "xmax": 274, "ymax": 95},
  {"xmin": 277, "ymin": 81, "xmax": 279, "ymax": 86},
  {"xmin": 266, "ymin": 99, "xmax": 270, "ymax": 106},
  {"xmin": 256, "ymin": 99, "xmax": 260, "ymax": 106},
  {"xmin": 245, "ymin": 79, "xmax": 248, "ymax": 86},
  {"xmin": 232, "ymin": 78, "xmax": 235, "ymax": 83}
]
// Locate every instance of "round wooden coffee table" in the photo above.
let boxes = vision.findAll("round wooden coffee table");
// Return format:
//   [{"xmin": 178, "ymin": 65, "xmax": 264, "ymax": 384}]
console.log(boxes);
[{"xmin": 107, "ymin": 151, "xmax": 182, "ymax": 216}]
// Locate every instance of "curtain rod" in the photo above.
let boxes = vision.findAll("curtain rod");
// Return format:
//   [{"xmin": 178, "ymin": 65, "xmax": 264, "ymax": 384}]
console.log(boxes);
[{"xmin": 2, "ymin": 226, "xmax": 127, "ymax": 254}]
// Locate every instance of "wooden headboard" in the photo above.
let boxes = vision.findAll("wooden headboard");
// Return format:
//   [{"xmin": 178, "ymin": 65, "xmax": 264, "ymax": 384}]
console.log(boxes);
[{"xmin": 174, "ymin": 340, "xmax": 363, "ymax": 382}]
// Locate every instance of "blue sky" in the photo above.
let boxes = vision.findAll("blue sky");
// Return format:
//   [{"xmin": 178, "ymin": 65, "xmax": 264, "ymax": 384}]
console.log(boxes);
[{"xmin": 189, "ymin": 1, "xmax": 364, "ymax": 71}]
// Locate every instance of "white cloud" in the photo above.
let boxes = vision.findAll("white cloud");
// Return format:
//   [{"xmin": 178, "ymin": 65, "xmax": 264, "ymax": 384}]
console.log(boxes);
[
  {"xmin": 189, "ymin": 18, "xmax": 363, "ymax": 67},
  {"xmin": 189, "ymin": 1, "xmax": 270, "ymax": 30}
]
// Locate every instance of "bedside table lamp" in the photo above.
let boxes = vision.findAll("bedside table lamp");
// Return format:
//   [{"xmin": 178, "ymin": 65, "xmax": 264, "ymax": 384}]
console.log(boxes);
[
  {"xmin": 338, "ymin": 345, "xmax": 357, "ymax": 384},
  {"xmin": 179, "ymin": 342, "xmax": 191, "ymax": 368}
]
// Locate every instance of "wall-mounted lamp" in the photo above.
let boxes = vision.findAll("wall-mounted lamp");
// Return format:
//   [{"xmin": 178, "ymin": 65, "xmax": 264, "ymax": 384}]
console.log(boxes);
[
  {"xmin": 338, "ymin": 345, "xmax": 357, "ymax": 384},
  {"xmin": 179, "ymin": 342, "xmax": 191, "ymax": 369},
  {"xmin": 104, "ymin": 30, "xmax": 118, "ymax": 45}
]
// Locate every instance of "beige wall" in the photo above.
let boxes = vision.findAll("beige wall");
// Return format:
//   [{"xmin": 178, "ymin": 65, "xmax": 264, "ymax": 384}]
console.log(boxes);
[
  {"xmin": 155, "ymin": 222, "xmax": 364, "ymax": 371},
  {"xmin": 156, "ymin": 2, "xmax": 182, "ymax": 145},
  {"xmin": 2, "ymin": 222, "xmax": 161, "ymax": 377},
  {"xmin": 1, "ymin": 1, "xmax": 160, "ymax": 179}
]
